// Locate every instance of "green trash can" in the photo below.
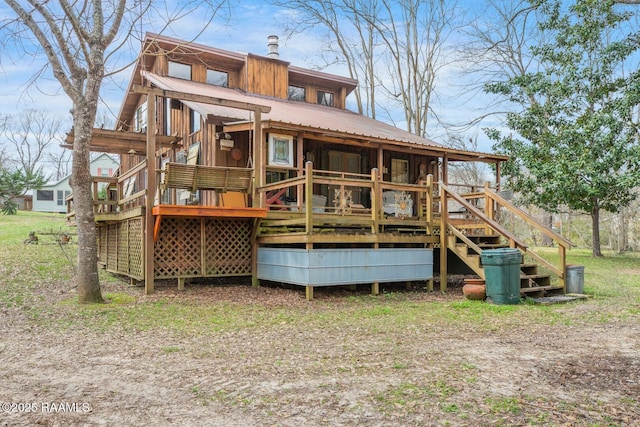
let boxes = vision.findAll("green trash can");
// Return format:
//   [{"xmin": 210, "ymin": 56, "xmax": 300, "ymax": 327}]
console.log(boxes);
[{"xmin": 481, "ymin": 248, "xmax": 522, "ymax": 305}]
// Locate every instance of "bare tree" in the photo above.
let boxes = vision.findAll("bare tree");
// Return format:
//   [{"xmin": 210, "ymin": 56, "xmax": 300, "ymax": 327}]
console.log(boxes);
[
  {"xmin": 46, "ymin": 148, "xmax": 73, "ymax": 181},
  {"xmin": 372, "ymin": 0, "xmax": 462, "ymax": 137},
  {"xmin": 1, "ymin": 109, "xmax": 63, "ymax": 182},
  {"xmin": 277, "ymin": 0, "xmax": 462, "ymax": 137},
  {"xmin": 277, "ymin": 0, "xmax": 381, "ymax": 117},
  {"xmin": 446, "ymin": 135, "xmax": 489, "ymax": 185},
  {"xmin": 0, "ymin": 1, "xmax": 229, "ymax": 303}
]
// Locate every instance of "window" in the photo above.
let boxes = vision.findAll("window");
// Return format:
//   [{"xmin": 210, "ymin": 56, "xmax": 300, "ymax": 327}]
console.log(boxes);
[
  {"xmin": 164, "ymin": 98, "xmax": 171, "ymax": 135},
  {"xmin": 288, "ymin": 85, "xmax": 305, "ymax": 101},
  {"xmin": 317, "ymin": 90, "xmax": 334, "ymax": 106},
  {"xmin": 190, "ymin": 109, "xmax": 201, "ymax": 133},
  {"xmin": 391, "ymin": 158, "xmax": 409, "ymax": 183},
  {"xmin": 168, "ymin": 61, "xmax": 192, "ymax": 80},
  {"xmin": 37, "ymin": 190, "xmax": 54, "ymax": 201},
  {"xmin": 134, "ymin": 102, "xmax": 147, "ymax": 132},
  {"xmin": 206, "ymin": 69, "xmax": 228, "ymax": 87},
  {"xmin": 97, "ymin": 168, "xmax": 112, "ymax": 177},
  {"xmin": 57, "ymin": 190, "xmax": 66, "ymax": 206},
  {"xmin": 268, "ymin": 134, "xmax": 294, "ymax": 167}
]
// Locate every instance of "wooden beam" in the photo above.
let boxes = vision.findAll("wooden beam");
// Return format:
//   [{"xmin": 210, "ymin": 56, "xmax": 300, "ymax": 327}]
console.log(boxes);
[
  {"xmin": 151, "ymin": 205, "xmax": 267, "ymax": 218},
  {"xmin": 132, "ymin": 85, "xmax": 271, "ymax": 114},
  {"xmin": 64, "ymin": 128, "xmax": 181, "ymax": 155}
]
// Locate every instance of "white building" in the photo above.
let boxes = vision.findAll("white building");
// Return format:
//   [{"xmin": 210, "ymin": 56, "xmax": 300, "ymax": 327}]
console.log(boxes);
[{"xmin": 33, "ymin": 153, "xmax": 119, "ymax": 213}]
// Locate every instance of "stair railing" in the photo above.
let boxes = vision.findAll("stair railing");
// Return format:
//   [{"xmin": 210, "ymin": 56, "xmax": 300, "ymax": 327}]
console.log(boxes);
[
  {"xmin": 439, "ymin": 182, "xmax": 572, "ymax": 290},
  {"xmin": 483, "ymin": 184, "xmax": 573, "ymax": 286}
]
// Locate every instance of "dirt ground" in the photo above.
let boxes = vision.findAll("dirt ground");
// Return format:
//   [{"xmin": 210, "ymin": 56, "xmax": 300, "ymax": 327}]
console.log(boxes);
[{"xmin": 1, "ymin": 279, "xmax": 639, "ymax": 427}]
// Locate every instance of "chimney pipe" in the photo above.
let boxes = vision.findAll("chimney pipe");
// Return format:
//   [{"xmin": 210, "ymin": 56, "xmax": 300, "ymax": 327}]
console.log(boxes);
[{"xmin": 267, "ymin": 35, "xmax": 279, "ymax": 59}]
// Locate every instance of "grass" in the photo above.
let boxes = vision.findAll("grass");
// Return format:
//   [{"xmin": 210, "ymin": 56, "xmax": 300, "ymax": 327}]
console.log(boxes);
[
  {"xmin": 2, "ymin": 211, "xmax": 639, "ymax": 425},
  {"xmin": 1, "ymin": 211, "xmax": 638, "ymax": 334}
]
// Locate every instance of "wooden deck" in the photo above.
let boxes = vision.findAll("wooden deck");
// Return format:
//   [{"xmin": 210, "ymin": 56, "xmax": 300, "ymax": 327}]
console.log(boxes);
[{"xmin": 77, "ymin": 164, "xmax": 572, "ymax": 299}]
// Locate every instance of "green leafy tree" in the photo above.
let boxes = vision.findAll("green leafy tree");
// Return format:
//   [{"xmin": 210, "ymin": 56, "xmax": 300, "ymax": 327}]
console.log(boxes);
[
  {"xmin": 485, "ymin": 0, "xmax": 640, "ymax": 257},
  {"xmin": 0, "ymin": 168, "xmax": 46, "ymax": 214}
]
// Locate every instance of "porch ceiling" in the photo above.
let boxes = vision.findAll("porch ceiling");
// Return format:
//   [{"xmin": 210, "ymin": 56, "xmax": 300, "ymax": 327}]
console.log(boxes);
[{"xmin": 63, "ymin": 128, "xmax": 183, "ymax": 156}]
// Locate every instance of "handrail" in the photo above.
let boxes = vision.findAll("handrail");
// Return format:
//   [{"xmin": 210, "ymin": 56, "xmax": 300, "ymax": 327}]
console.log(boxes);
[
  {"xmin": 440, "ymin": 182, "xmax": 528, "ymax": 250},
  {"xmin": 485, "ymin": 188, "xmax": 574, "ymax": 249},
  {"xmin": 120, "ymin": 159, "xmax": 146, "ymax": 182},
  {"xmin": 447, "ymin": 224, "xmax": 483, "ymax": 255},
  {"xmin": 440, "ymin": 181, "xmax": 571, "ymax": 287}
]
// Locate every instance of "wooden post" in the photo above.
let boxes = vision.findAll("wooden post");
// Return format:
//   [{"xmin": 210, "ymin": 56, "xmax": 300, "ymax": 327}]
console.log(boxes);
[
  {"xmin": 426, "ymin": 174, "xmax": 434, "ymax": 292},
  {"xmin": 371, "ymin": 281, "xmax": 379, "ymax": 296},
  {"xmin": 297, "ymin": 135, "xmax": 304, "ymax": 207},
  {"xmin": 440, "ymin": 182, "xmax": 448, "ymax": 293},
  {"xmin": 484, "ymin": 181, "xmax": 493, "ymax": 235},
  {"xmin": 306, "ymin": 285, "xmax": 313, "ymax": 301},
  {"xmin": 254, "ymin": 109, "xmax": 263, "ymax": 208},
  {"xmin": 305, "ymin": 161, "xmax": 313, "ymax": 235},
  {"xmin": 559, "ymin": 245, "xmax": 566, "ymax": 291},
  {"xmin": 426, "ymin": 174, "xmax": 433, "ymax": 234},
  {"xmin": 442, "ymin": 154, "xmax": 449, "ymax": 185},
  {"xmin": 371, "ymin": 168, "xmax": 379, "ymax": 233},
  {"xmin": 144, "ymin": 93, "xmax": 157, "ymax": 295}
]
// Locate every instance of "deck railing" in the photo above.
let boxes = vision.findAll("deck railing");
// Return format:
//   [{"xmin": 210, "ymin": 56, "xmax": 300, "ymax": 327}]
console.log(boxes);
[
  {"xmin": 66, "ymin": 159, "xmax": 147, "ymax": 219},
  {"xmin": 256, "ymin": 162, "xmax": 434, "ymax": 234}
]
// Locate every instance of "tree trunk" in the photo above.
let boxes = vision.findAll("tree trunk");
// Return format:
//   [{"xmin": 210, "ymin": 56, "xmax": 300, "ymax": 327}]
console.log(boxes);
[
  {"xmin": 591, "ymin": 202, "xmax": 604, "ymax": 257},
  {"xmin": 72, "ymin": 103, "xmax": 103, "ymax": 304}
]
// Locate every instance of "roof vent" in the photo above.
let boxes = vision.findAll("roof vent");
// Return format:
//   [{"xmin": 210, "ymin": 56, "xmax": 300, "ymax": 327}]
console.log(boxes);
[{"xmin": 267, "ymin": 35, "xmax": 279, "ymax": 59}]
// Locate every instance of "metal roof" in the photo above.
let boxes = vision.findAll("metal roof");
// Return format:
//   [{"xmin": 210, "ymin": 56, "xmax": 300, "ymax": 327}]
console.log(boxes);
[{"xmin": 142, "ymin": 72, "xmax": 506, "ymax": 161}]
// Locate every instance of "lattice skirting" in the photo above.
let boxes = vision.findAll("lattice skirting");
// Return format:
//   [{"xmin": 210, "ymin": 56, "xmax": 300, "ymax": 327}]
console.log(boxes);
[
  {"xmin": 155, "ymin": 217, "xmax": 253, "ymax": 279},
  {"xmin": 98, "ymin": 216, "xmax": 253, "ymax": 280},
  {"xmin": 97, "ymin": 218, "xmax": 144, "ymax": 280}
]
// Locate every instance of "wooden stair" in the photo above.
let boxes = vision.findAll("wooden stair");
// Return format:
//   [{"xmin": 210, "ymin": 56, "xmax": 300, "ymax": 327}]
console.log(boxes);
[{"xmin": 447, "ymin": 234, "xmax": 564, "ymax": 297}]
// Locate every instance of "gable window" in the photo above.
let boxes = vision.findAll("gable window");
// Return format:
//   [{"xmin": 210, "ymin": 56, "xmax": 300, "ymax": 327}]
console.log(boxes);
[
  {"xmin": 37, "ymin": 190, "xmax": 54, "ymax": 201},
  {"xmin": 206, "ymin": 69, "xmax": 228, "ymax": 87},
  {"xmin": 288, "ymin": 85, "xmax": 305, "ymax": 101},
  {"xmin": 134, "ymin": 102, "xmax": 147, "ymax": 132},
  {"xmin": 168, "ymin": 61, "xmax": 192, "ymax": 80},
  {"xmin": 317, "ymin": 90, "xmax": 334, "ymax": 106}
]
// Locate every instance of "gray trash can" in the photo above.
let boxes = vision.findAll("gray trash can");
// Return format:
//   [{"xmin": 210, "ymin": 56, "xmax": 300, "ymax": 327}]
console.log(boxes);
[
  {"xmin": 565, "ymin": 265, "xmax": 585, "ymax": 294},
  {"xmin": 481, "ymin": 248, "xmax": 522, "ymax": 305}
]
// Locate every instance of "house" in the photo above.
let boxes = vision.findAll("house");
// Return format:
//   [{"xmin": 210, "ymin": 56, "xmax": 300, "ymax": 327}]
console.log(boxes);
[
  {"xmin": 33, "ymin": 153, "xmax": 119, "ymax": 213},
  {"xmin": 66, "ymin": 33, "xmax": 572, "ymax": 300},
  {"xmin": 12, "ymin": 192, "xmax": 32, "ymax": 211}
]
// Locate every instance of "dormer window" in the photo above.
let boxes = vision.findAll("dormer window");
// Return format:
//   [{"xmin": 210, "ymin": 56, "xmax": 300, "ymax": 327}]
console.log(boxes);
[
  {"xmin": 168, "ymin": 61, "xmax": 192, "ymax": 80},
  {"xmin": 207, "ymin": 69, "xmax": 228, "ymax": 87},
  {"xmin": 317, "ymin": 90, "xmax": 334, "ymax": 107},
  {"xmin": 288, "ymin": 85, "xmax": 305, "ymax": 101}
]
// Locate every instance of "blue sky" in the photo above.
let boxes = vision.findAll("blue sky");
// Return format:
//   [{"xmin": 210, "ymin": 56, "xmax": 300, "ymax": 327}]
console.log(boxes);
[
  {"xmin": 0, "ymin": 0, "xmax": 510, "ymax": 160},
  {"xmin": 1, "ymin": 0, "xmax": 637, "ymax": 165}
]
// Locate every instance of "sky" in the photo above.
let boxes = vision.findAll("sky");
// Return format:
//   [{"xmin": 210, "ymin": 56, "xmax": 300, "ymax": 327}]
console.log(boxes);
[
  {"xmin": 0, "ymin": 0, "xmax": 499, "ymax": 154},
  {"xmin": 1, "ymin": 0, "xmax": 637, "ymax": 179}
]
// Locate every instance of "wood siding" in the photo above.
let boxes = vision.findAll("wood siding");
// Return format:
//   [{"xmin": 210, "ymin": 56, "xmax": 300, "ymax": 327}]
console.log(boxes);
[{"xmin": 246, "ymin": 55, "xmax": 288, "ymax": 99}]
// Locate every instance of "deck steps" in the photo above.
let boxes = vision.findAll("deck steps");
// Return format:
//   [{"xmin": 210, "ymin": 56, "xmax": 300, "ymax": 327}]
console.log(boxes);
[{"xmin": 447, "ymin": 233, "xmax": 561, "ymax": 297}]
